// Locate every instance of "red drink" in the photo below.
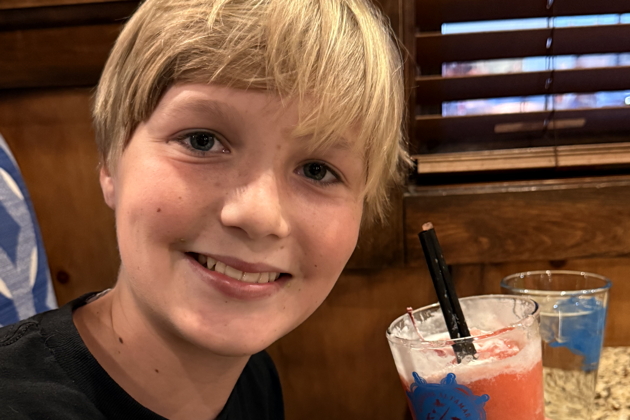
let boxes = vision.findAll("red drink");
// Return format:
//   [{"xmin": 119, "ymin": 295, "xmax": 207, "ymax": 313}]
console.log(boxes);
[
  {"xmin": 388, "ymin": 296, "xmax": 544, "ymax": 420},
  {"xmin": 467, "ymin": 360, "xmax": 543, "ymax": 420}
]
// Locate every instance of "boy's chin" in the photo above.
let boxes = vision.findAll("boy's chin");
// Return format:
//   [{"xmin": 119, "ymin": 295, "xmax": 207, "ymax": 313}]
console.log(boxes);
[
  {"xmin": 171, "ymin": 317, "xmax": 289, "ymax": 358},
  {"xmin": 188, "ymin": 334, "xmax": 278, "ymax": 358},
  {"xmin": 206, "ymin": 342, "xmax": 273, "ymax": 358}
]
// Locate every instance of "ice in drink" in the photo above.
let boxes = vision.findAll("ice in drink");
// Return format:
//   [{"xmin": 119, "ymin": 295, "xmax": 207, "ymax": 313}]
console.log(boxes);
[{"xmin": 387, "ymin": 296, "xmax": 544, "ymax": 420}]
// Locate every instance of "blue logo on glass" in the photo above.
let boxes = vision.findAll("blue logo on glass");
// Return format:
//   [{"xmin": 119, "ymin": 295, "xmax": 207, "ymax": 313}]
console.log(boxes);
[
  {"xmin": 406, "ymin": 372, "xmax": 489, "ymax": 420},
  {"xmin": 540, "ymin": 296, "xmax": 607, "ymax": 371}
]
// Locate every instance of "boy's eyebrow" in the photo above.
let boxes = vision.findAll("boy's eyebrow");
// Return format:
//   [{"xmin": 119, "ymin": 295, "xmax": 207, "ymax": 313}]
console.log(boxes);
[
  {"xmin": 308, "ymin": 139, "xmax": 351, "ymax": 154},
  {"xmin": 161, "ymin": 97, "xmax": 244, "ymax": 127},
  {"xmin": 162, "ymin": 95, "xmax": 357, "ymax": 151},
  {"xmin": 302, "ymin": 133, "xmax": 354, "ymax": 153}
]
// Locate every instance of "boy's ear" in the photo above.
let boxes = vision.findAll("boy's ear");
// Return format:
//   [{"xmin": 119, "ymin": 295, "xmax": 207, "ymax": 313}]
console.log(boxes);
[{"xmin": 99, "ymin": 165, "xmax": 117, "ymax": 210}]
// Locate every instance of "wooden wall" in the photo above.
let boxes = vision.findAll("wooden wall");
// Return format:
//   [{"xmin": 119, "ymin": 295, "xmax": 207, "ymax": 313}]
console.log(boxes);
[
  {"xmin": 0, "ymin": 89, "xmax": 119, "ymax": 304},
  {"xmin": 3, "ymin": 2, "xmax": 630, "ymax": 420}
]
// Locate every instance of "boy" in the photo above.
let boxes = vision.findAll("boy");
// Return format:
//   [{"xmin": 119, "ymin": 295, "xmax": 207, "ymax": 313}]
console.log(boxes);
[{"xmin": 0, "ymin": 0, "xmax": 407, "ymax": 418}]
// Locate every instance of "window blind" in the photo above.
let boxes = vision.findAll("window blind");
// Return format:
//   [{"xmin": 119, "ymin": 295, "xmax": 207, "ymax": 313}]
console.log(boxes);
[{"xmin": 407, "ymin": 0, "xmax": 630, "ymax": 176}]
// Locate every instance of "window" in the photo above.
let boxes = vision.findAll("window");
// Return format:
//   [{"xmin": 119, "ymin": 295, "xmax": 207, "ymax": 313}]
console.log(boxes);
[{"xmin": 407, "ymin": 0, "xmax": 630, "ymax": 179}]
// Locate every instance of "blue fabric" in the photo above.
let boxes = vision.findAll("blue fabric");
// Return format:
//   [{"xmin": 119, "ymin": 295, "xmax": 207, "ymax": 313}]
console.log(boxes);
[
  {"xmin": 0, "ymin": 134, "xmax": 56, "ymax": 326},
  {"xmin": 0, "ymin": 202, "xmax": 20, "ymax": 265}
]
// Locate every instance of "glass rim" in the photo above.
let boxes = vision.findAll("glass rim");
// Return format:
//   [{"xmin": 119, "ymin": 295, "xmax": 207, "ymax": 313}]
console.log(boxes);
[
  {"xmin": 385, "ymin": 294, "xmax": 539, "ymax": 349},
  {"xmin": 500, "ymin": 270, "xmax": 612, "ymax": 297}
]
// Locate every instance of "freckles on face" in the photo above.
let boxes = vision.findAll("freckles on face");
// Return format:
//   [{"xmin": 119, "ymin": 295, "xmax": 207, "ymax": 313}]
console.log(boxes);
[
  {"xmin": 111, "ymin": 137, "xmax": 201, "ymax": 270},
  {"xmin": 286, "ymin": 199, "xmax": 361, "ymax": 315},
  {"xmin": 106, "ymin": 83, "xmax": 366, "ymax": 355}
]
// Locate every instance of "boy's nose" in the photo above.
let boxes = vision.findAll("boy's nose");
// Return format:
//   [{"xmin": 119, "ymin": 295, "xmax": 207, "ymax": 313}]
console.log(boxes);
[{"xmin": 219, "ymin": 172, "xmax": 291, "ymax": 240}]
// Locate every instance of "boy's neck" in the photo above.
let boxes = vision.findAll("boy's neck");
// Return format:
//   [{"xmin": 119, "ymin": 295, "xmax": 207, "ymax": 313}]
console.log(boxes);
[{"xmin": 73, "ymin": 285, "xmax": 249, "ymax": 420}]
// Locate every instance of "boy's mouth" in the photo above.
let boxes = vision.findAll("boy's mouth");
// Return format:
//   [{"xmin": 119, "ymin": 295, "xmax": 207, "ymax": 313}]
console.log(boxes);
[{"xmin": 187, "ymin": 252, "xmax": 285, "ymax": 284}]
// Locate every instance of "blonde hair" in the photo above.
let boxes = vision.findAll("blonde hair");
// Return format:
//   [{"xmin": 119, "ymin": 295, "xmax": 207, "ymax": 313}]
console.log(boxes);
[{"xmin": 93, "ymin": 0, "xmax": 408, "ymax": 223}]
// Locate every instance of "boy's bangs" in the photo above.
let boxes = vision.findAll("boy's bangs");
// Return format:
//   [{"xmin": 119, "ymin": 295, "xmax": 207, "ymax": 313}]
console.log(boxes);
[
  {"xmin": 95, "ymin": 0, "xmax": 405, "ymax": 222},
  {"xmin": 183, "ymin": 0, "xmax": 389, "ymax": 151}
]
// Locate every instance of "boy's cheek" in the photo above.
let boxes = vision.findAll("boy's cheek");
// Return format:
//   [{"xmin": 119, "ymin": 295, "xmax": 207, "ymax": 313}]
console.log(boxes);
[{"xmin": 297, "ymin": 217, "xmax": 360, "ymax": 290}]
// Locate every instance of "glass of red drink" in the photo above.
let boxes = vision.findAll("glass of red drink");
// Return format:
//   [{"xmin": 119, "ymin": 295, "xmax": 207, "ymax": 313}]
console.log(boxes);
[{"xmin": 386, "ymin": 295, "xmax": 544, "ymax": 420}]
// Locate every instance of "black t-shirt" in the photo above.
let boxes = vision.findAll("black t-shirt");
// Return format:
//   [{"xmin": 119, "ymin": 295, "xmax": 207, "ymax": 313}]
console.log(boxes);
[{"xmin": 0, "ymin": 293, "xmax": 284, "ymax": 419}]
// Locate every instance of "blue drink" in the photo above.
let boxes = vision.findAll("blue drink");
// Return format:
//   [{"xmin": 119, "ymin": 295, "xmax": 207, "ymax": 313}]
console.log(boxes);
[{"xmin": 501, "ymin": 270, "xmax": 611, "ymax": 420}]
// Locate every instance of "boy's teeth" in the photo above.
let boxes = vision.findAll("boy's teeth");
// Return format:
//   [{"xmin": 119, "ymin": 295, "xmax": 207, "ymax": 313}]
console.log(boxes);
[
  {"xmin": 242, "ymin": 272, "xmax": 261, "ymax": 283},
  {"xmin": 224, "ymin": 265, "xmax": 243, "ymax": 280},
  {"xmin": 220, "ymin": 266, "xmax": 279, "ymax": 283},
  {"xmin": 215, "ymin": 261, "xmax": 227, "ymax": 274},
  {"xmin": 206, "ymin": 256, "xmax": 217, "ymax": 270},
  {"xmin": 258, "ymin": 273, "xmax": 280, "ymax": 283},
  {"xmin": 196, "ymin": 254, "xmax": 280, "ymax": 283}
]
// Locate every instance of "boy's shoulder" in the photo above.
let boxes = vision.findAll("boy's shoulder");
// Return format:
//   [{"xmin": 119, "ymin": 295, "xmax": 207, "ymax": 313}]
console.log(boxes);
[
  {"xmin": 0, "ymin": 301, "xmax": 106, "ymax": 419},
  {"xmin": 0, "ymin": 296, "xmax": 284, "ymax": 420},
  {"xmin": 0, "ymin": 307, "xmax": 62, "ymax": 373},
  {"xmin": 0, "ymin": 314, "xmax": 42, "ymax": 350},
  {"xmin": 0, "ymin": 295, "xmax": 82, "ymax": 368}
]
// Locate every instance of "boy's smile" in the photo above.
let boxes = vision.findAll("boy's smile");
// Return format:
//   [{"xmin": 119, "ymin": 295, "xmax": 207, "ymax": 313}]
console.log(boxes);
[
  {"xmin": 189, "ymin": 252, "xmax": 284, "ymax": 283},
  {"xmin": 184, "ymin": 251, "xmax": 289, "ymax": 300},
  {"xmin": 98, "ymin": 83, "xmax": 365, "ymax": 357}
]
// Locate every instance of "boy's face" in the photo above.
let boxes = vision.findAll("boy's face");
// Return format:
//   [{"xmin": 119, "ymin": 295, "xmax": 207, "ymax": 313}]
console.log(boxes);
[{"xmin": 100, "ymin": 84, "xmax": 364, "ymax": 356}]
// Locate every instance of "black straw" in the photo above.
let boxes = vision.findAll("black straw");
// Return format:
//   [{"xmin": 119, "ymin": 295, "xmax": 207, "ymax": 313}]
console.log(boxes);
[{"xmin": 419, "ymin": 222, "xmax": 476, "ymax": 363}]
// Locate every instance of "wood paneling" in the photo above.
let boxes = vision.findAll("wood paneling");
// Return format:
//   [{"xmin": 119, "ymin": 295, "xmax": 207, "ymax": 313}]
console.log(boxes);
[
  {"xmin": 0, "ymin": 2, "xmax": 138, "ymax": 31},
  {"xmin": 0, "ymin": 0, "xmax": 127, "ymax": 9},
  {"xmin": 0, "ymin": 88, "xmax": 118, "ymax": 305},
  {"xmin": 405, "ymin": 176, "xmax": 630, "ymax": 265},
  {"xmin": 346, "ymin": 189, "xmax": 405, "ymax": 269},
  {"xmin": 412, "ymin": 142, "xmax": 630, "ymax": 174},
  {"xmin": 0, "ymin": 24, "xmax": 121, "ymax": 90}
]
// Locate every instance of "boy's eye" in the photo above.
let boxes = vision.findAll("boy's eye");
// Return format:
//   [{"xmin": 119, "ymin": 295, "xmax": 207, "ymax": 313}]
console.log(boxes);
[
  {"xmin": 300, "ymin": 162, "xmax": 339, "ymax": 184},
  {"xmin": 189, "ymin": 132, "xmax": 216, "ymax": 151},
  {"xmin": 303, "ymin": 162, "xmax": 326, "ymax": 180},
  {"xmin": 172, "ymin": 130, "xmax": 229, "ymax": 155}
]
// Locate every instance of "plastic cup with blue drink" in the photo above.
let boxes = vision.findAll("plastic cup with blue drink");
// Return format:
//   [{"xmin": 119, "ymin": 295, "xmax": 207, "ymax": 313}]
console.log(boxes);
[
  {"xmin": 386, "ymin": 295, "xmax": 545, "ymax": 420},
  {"xmin": 501, "ymin": 270, "xmax": 611, "ymax": 420}
]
